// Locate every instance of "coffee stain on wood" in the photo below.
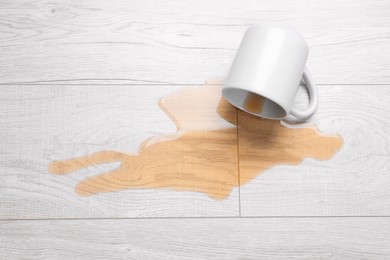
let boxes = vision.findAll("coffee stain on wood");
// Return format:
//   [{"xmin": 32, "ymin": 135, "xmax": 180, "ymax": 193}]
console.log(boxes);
[
  {"xmin": 48, "ymin": 84, "xmax": 342, "ymax": 199},
  {"xmin": 237, "ymin": 110, "xmax": 343, "ymax": 185}
]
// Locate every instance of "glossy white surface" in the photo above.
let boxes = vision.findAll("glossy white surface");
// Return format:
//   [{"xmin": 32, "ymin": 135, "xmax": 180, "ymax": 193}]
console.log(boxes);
[{"xmin": 223, "ymin": 23, "xmax": 318, "ymax": 120}]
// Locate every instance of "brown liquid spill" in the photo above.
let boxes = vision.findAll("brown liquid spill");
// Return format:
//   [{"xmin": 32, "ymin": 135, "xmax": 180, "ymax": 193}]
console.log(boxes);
[
  {"xmin": 243, "ymin": 92, "xmax": 265, "ymax": 114},
  {"xmin": 48, "ymin": 84, "xmax": 343, "ymax": 200}
]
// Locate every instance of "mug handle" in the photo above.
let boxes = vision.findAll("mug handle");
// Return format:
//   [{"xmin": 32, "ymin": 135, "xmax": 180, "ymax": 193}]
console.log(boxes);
[{"xmin": 289, "ymin": 68, "xmax": 318, "ymax": 120}]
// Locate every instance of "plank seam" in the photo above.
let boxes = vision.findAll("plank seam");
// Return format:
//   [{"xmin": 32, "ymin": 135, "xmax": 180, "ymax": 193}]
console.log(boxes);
[{"xmin": 2, "ymin": 216, "xmax": 390, "ymax": 222}]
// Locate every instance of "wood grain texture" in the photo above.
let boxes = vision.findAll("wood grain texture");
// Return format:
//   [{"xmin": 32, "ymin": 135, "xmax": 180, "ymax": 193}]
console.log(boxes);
[
  {"xmin": 0, "ymin": 84, "xmax": 240, "ymax": 219},
  {"xmin": 0, "ymin": 84, "xmax": 389, "ymax": 219},
  {"xmin": 1, "ymin": 0, "xmax": 390, "ymax": 257},
  {"xmin": 238, "ymin": 109, "xmax": 342, "ymax": 187},
  {"xmin": 1, "ymin": 0, "xmax": 390, "ymax": 84},
  {"xmin": 1, "ymin": 218, "xmax": 390, "ymax": 259},
  {"xmin": 240, "ymin": 84, "xmax": 390, "ymax": 216},
  {"xmin": 48, "ymin": 85, "xmax": 239, "ymax": 200},
  {"xmin": 45, "ymin": 84, "xmax": 341, "ymax": 202}
]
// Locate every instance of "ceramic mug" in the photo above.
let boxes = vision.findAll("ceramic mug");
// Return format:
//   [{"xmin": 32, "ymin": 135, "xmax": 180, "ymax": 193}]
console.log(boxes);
[{"xmin": 222, "ymin": 23, "xmax": 318, "ymax": 121}]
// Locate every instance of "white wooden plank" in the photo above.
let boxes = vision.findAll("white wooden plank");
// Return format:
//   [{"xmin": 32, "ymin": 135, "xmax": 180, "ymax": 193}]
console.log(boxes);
[
  {"xmin": 0, "ymin": 84, "xmax": 239, "ymax": 219},
  {"xmin": 240, "ymin": 84, "xmax": 390, "ymax": 216},
  {"xmin": 1, "ymin": 84, "xmax": 389, "ymax": 219},
  {"xmin": 1, "ymin": 0, "xmax": 389, "ymax": 84},
  {"xmin": 1, "ymin": 217, "xmax": 390, "ymax": 259}
]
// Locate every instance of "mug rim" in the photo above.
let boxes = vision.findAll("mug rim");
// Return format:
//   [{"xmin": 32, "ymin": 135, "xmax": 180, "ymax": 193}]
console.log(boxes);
[{"xmin": 222, "ymin": 86, "xmax": 288, "ymax": 120}]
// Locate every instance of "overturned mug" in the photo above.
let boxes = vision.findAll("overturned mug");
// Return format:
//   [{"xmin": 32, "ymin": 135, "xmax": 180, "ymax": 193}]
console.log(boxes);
[{"xmin": 223, "ymin": 23, "xmax": 318, "ymax": 121}]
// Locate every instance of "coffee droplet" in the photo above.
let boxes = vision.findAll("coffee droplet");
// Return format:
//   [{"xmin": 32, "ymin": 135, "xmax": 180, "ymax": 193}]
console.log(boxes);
[{"xmin": 49, "ymin": 84, "xmax": 343, "ymax": 199}]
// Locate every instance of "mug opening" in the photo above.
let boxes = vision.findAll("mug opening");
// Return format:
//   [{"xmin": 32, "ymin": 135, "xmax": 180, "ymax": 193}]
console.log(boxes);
[{"xmin": 222, "ymin": 88, "xmax": 287, "ymax": 119}]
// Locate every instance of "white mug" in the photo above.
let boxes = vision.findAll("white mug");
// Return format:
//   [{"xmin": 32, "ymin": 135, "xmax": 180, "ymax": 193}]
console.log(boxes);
[{"xmin": 223, "ymin": 23, "xmax": 318, "ymax": 121}]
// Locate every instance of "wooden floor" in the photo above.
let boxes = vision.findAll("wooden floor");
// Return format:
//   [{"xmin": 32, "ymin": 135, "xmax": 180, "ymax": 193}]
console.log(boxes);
[{"xmin": 1, "ymin": 0, "xmax": 390, "ymax": 259}]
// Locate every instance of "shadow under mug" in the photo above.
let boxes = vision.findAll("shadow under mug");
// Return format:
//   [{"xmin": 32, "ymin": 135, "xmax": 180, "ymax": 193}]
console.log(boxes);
[{"xmin": 223, "ymin": 23, "xmax": 318, "ymax": 121}]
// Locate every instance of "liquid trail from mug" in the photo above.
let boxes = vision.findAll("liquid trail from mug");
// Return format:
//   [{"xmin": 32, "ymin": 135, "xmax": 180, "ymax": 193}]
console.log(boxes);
[{"xmin": 48, "ymin": 84, "xmax": 342, "ymax": 199}]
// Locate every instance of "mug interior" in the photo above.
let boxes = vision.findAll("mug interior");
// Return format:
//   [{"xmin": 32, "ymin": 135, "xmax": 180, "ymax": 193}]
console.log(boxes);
[{"xmin": 223, "ymin": 88, "xmax": 287, "ymax": 119}]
